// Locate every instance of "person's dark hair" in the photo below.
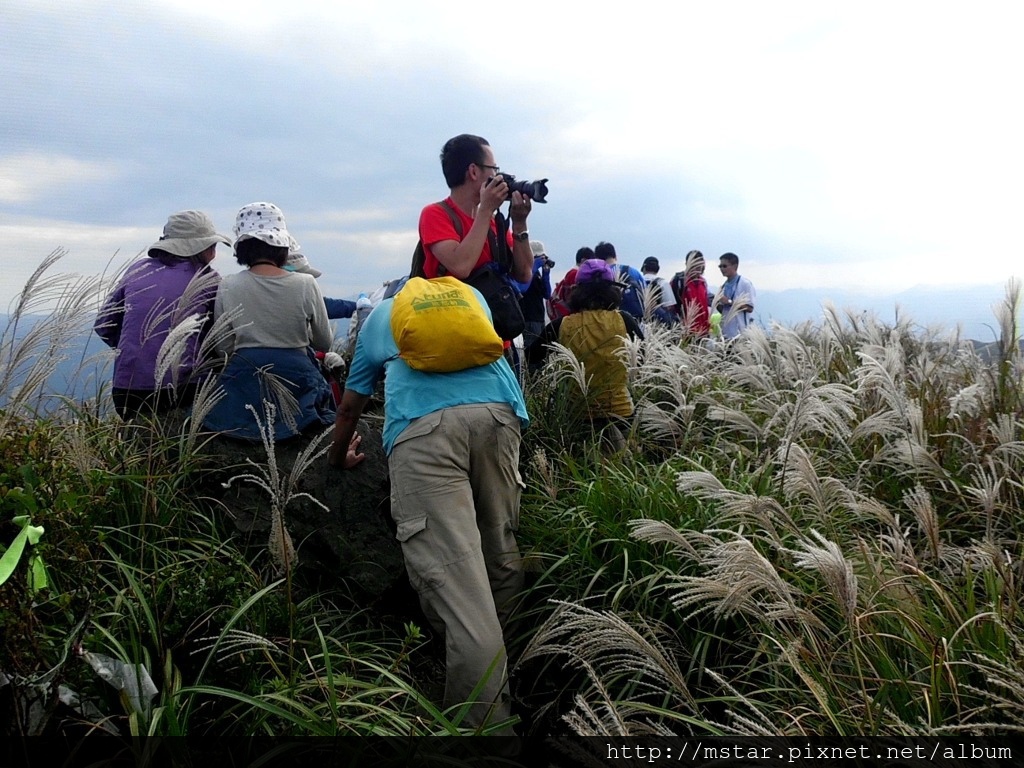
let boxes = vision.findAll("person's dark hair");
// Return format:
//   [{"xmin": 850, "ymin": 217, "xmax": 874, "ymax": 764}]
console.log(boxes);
[
  {"xmin": 575, "ymin": 246, "xmax": 594, "ymax": 265},
  {"xmin": 235, "ymin": 238, "xmax": 288, "ymax": 268},
  {"xmin": 720, "ymin": 252, "xmax": 739, "ymax": 267},
  {"xmin": 594, "ymin": 241, "xmax": 617, "ymax": 262},
  {"xmin": 440, "ymin": 134, "xmax": 490, "ymax": 189},
  {"xmin": 569, "ymin": 280, "xmax": 624, "ymax": 312},
  {"xmin": 149, "ymin": 248, "xmax": 210, "ymax": 269}
]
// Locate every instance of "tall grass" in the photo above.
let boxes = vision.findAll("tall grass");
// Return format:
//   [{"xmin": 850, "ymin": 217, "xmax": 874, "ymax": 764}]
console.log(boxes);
[
  {"xmin": 4, "ymin": 252, "xmax": 1024, "ymax": 741},
  {"xmin": 515, "ymin": 285, "xmax": 1024, "ymax": 736},
  {"xmin": 0, "ymin": 253, "xmax": 456, "ymax": 739}
]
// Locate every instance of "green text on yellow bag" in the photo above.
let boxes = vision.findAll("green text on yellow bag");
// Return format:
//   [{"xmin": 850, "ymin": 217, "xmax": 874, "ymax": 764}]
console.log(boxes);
[{"xmin": 390, "ymin": 277, "xmax": 504, "ymax": 372}]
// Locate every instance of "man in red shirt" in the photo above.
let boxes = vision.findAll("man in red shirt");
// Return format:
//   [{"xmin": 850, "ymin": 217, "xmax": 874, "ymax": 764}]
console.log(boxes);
[{"xmin": 418, "ymin": 134, "xmax": 535, "ymax": 286}]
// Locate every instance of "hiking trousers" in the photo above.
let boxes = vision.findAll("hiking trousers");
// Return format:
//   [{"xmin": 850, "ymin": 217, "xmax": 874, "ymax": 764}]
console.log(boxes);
[{"xmin": 389, "ymin": 403, "xmax": 525, "ymax": 730}]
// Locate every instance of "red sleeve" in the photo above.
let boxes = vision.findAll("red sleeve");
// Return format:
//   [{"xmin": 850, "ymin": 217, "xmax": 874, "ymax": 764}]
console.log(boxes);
[
  {"xmin": 419, "ymin": 202, "xmax": 458, "ymax": 249},
  {"xmin": 417, "ymin": 199, "xmax": 492, "ymax": 278},
  {"xmin": 417, "ymin": 203, "xmax": 458, "ymax": 279}
]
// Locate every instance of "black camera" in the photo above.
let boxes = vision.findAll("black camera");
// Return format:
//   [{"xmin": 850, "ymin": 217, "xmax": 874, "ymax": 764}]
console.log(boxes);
[
  {"xmin": 490, "ymin": 174, "xmax": 549, "ymax": 204},
  {"xmin": 543, "ymin": 257, "xmax": 555, "ymax": 268}
]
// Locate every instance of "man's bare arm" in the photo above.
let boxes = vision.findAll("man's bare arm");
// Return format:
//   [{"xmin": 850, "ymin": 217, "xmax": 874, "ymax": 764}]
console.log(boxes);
[{"xmin": 328, "ymin": 389, "xmax": 370, "ymax": 469}]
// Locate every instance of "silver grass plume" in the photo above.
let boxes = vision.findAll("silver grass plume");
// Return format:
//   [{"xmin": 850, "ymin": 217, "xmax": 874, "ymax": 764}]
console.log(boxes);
[
  {"xmin": 175, "ymin": 267, "xmax": 220, "ymax": 323},
  {"xmin": 701, "ymin": 667, "xmax": 789, "ymax": 735},
  {"xmin": 635, "ymin": 401, "xmax": 695, "ymax": 445},
  {"xmin": 63, "ymin": 419, "xmax": 106, "ymax": 476},
  {"xmin": 777, "ymin": 639, "xmax": 844, "ymax": 727},
  {"xmin": 255, "ymin": 366, "xmax": 302, "ymax": 436},
  {"xmin": 662, "ymin": 530, "xmax": 814, "ymax": 626},
  {"xmin": 1, "ymin": 249, "xmax": 107, "ymax": 425},
  {"xmin": 619, "ymin": 329, "xmax": 644, "ymax": 378},
  {"xmin": 771, "ymin": 380, "xmax": 856, "ymax": 465},
  {"xmin": 992, "ymin": 277, "xmax": 1022, "ymax": 371},
  {"xmin": 874, "ymin": 513, "xmax": 921, "ymax": 573},
  {"xmin": 786, "ymin": 529, "xmax": 858, "ymax": 626},
  {"xmin": 710, "ymin": 286, "xmax": 755, "ymax": 335},
  {"xmin": 704, "ymin": 402, "xmax": 764, "ymax": 442},
  {"xmin": 961, "ymin": 456, "xmax": 1005, "ymax": 542},
  {"xmin": 154, "ymin": 313, "xmax": 205, "ymax": 391},
  {"xmin": 180, "ymin": 374, "xmax": 227, "ymax": 456},
  {"xmin": 903, "ymin": 484, "xmax": 941, "ymax": 561},
  {"xmin": 640, "ymin": 281, "xmax": 663, "ymax": 325},
  {"xmin": 854, "ymin": 343, "xmax": 913, "ymax": 418},
  {"xmin": 533, "ymin": 448, "xmax": 558, "ymax": 501},
  {"xmin": 988, "ymin": 414, "xmax": 1022, "ymax": 451},
  {"xmin": 947, "ymin": 382, "xmax": 989, "ymax": 422},
  {"xmin": 193, "ymin": 629, "xmax": 281, "ymax": 665},
  {"xmin": 192, "ymin": 301, "xmax": 245, "ymax": 380},
  {"xmin": 518, "ymin": 600, "xmax": 698, "ymax": 733},
  {"xmin": 140, "ymin": 287, "xmax": 173, "ymax": 343},
  {"xmin": 855, "ymin": 347, "xmax": 950, "ymax": 485},
  {"xmin": 221, "ymin": 401, "xmax": 332, "ymax": 575},
  {"xmin": 676, "ymin": 469, "xmax": 797, "ymax": 543},
  {"xmin": 956, "ymin": 631, "xmax": 1024, "ymax": 733},
  {"xmin": 679, "ymin": 298, "xmax": 706, "ymax": 339},
  {"xmin": 628, "ymin": 518, "xmax": 704, "ymax": 559},
  {"xmin": 542, "ymin": 341, "xmax": 592, "ymax": 397},
  {"xmin": 631, "ymin": 334, "xmax": 700, "ymax": 444},
  {"xmin": 149, "ymin": 267, "xmax": 223, "ymax": 391},
  {"xmin": 778, "ymin": 443, "xmax": 893, "ymax": 530}
]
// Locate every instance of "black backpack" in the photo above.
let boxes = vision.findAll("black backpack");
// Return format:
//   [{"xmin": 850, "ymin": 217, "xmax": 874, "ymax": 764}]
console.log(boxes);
[{"xmin": 670, "ymin": 271, "xmax": 687, "ymax": 310}]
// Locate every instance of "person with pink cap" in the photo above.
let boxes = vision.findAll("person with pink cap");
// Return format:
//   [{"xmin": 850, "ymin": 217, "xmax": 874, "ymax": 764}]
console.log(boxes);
[{"xmin": 202, "ymin": 202, "xmax": 335, "ymax": 441}]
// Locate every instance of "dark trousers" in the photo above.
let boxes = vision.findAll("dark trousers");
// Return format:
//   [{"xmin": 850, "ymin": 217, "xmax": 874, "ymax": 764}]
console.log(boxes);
[{"xmin": 111, "ymin": 384, "xmax": 198, "ymax": 420}]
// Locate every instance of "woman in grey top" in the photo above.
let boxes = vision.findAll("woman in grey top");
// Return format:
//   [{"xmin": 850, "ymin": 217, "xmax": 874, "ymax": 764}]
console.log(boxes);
[{"xmin": 203, "ymin": 202, "xmax": 335, "ymax": 441}]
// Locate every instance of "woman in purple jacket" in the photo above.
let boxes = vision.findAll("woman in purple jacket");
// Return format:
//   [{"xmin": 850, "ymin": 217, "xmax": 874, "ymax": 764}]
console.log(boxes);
[{"xmin": 94, "ymin": 210, "xmax": 229, "ymax": 419}]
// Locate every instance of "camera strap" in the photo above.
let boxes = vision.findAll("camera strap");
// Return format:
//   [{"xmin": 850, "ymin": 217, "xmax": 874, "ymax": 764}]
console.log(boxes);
[{"xmin": 488, "ymin": 210, "xmax": 513, "ymax": 274}]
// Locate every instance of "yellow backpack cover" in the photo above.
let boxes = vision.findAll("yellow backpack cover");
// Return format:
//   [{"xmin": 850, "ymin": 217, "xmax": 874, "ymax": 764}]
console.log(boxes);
[{"xmin": 390, "ymin": 277, "xmax": 504, "ymax": 372}]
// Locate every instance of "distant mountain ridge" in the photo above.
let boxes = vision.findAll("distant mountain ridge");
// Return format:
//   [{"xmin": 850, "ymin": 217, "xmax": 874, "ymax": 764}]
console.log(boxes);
[{"xmin": 755, "ymin": 282, "xmax": 1014, "ymax": 343}]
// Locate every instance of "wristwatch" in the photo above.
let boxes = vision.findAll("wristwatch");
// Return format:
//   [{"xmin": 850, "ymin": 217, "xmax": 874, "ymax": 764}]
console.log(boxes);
[{"xmin": 513, "ymin": 230, "xmax": 530, "ymax": 242}]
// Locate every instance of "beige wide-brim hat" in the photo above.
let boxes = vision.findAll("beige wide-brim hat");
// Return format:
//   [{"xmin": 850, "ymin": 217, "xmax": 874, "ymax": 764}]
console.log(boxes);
[
  {"xmin": 285, "ymin": 235, "xmax": 323, "ymax": 278},
  {"xmin": 148, "ymin": 210, "xmax": 232, "ymax": 258}
]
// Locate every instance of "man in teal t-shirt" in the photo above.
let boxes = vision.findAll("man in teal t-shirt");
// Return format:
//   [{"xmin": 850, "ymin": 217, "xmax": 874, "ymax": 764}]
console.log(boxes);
[{"xmin": 328, "ymin": 290, "xmax": 528, "ymax": 733}]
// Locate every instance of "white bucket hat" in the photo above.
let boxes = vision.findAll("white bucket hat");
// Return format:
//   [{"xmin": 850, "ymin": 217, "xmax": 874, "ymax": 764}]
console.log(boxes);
[
  {"xmin": 234, "ymin": 202, "xmax": 291, "ymax": 249},
  {"xmin": 284, "ymin": 235, "xmax": 322, "ymax": 278},
  {"xmin": 148, "ymin": 210, "xmax": 232, "ymax": 258}
]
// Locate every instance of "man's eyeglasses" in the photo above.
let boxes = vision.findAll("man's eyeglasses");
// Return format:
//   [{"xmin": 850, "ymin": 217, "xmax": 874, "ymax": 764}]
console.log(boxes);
[
  {"xmin": 718, "ymin": 264, "xmax": 729, "ymax": 269},
  {"xmin": 476, "ymin": 163, "xmax": 501, "ymax": 174}
]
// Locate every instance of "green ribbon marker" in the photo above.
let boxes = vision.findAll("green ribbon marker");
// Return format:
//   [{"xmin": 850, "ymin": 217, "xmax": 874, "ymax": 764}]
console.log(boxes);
[{"xmin": 0, "ymin": 515, "xmax": 47, "ymax": 592}]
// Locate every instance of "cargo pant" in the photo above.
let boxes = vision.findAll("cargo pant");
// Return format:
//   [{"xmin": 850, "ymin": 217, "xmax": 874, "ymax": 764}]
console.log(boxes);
[{"xmin": 389, "ymin": 402, "xmax": 525, "ymax": 730}]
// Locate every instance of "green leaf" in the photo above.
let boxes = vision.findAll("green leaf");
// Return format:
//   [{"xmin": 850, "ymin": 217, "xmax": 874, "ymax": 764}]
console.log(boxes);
[
  {"xmin": 24, "ymin": 523, "xmax": 44, "ymax": 546},
  {"xmin": 0, "ymin": 527, "xmax": 29, "ymax": 586},
  {"xmin": 28, "ymin": 553, "xmax": 49, "ymax": 593}
]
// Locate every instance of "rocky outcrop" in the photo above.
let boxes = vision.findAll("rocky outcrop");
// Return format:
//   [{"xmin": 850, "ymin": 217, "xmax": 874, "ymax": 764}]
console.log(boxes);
[{"xmin": 198, "ymin": 416, "xmax": 402, "ymax": 600}]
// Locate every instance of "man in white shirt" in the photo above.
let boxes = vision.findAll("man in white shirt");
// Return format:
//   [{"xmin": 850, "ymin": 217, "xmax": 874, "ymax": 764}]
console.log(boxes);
[{"xmin": 713, "ymin": 252, "xmax": 756, "ymax": 339}]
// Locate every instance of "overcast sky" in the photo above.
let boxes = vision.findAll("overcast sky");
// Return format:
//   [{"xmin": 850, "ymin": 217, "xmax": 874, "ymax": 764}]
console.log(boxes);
[{"xmin": 3, "ymin": 1, "xmax": 1022, "ymax": 320}]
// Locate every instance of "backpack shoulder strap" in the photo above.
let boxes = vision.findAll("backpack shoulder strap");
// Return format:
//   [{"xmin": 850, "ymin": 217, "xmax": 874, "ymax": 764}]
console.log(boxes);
[
  {"xmin": 411, "ymin": 201, "xmax": 463, "ymax": 279},
  {"xmin": 438, "ymin": 199, "xmax": 463, "ymax": 238}
]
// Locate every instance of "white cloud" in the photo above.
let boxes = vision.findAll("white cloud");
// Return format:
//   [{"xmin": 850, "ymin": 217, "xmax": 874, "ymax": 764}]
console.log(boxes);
[
  {"xmin": 0, "ymin": 152, "xmax": 119, "ymax": 203},
  {"xmin": 6, "ymin": 0, "xmax": 1024, "ymax": 312}
]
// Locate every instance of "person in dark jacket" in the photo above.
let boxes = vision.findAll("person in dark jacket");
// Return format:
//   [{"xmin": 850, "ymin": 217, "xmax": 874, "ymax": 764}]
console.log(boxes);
[{"xmin": 521, "ymin": 240, "xmax": 553, "ymax": 351}]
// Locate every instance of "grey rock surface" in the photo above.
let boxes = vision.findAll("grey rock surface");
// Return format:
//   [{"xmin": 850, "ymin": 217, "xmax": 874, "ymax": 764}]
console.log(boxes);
[{"xmin": 198, "ymin": 415, "xmax": 402, "ymax": 599}]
